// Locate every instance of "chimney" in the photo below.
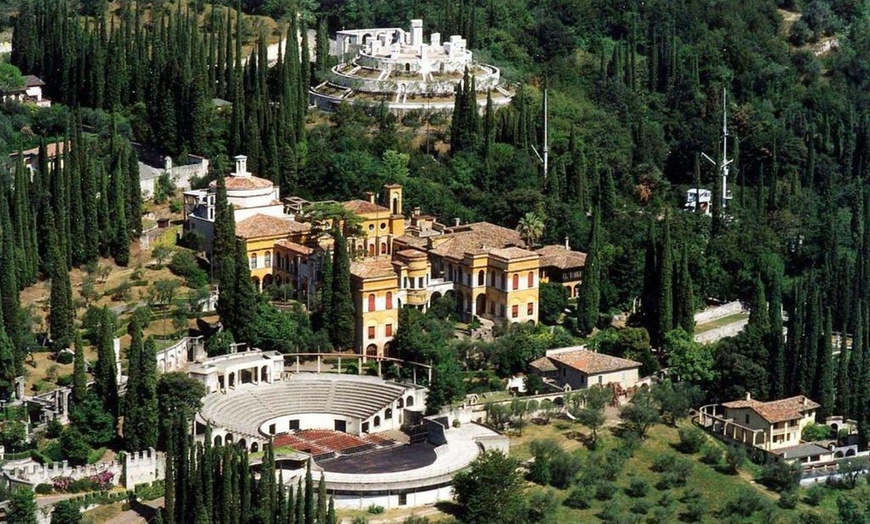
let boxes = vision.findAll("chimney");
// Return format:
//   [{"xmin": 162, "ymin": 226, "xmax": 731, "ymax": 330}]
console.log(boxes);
[
  {"xmin": 745, "ymin": 391, "xmax": 751, "ymax": 401},
  {"xmin": 802, "ymin": 397, "xmax": 808, "ymax": 406},
  {"xmin": 454, "ymin": 218, "xmax": 460, "ymax": 227},
  {"xmin": 234, "ymin": 155, "xmax": 249, "ymax": 177},
  {"xmin": 413, "ymin": 206, "xmax": 421, "ymax": 217},
  {"xmin": 565, "ymin": 236, "xmax": 570, "ymax": 250},
  {"xmin": 365, "ymin": 191, "xmax": 376, "ymax": 204}
]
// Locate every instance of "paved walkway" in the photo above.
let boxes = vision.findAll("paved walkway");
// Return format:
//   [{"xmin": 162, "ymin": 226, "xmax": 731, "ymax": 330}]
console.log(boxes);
[{"xmin": 104, "ymin": 497, "xmax": 163, "ymax": 524}]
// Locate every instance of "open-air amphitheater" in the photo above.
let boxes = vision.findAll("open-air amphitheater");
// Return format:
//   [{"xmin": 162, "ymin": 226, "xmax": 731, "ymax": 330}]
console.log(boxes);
[
  {"xmin": 187, "ymin": 348, "xmax": 508, "ymax": 510},
  {"xmin": 310, "ymin": 18, "xmax": 513, "ymax": 114}
]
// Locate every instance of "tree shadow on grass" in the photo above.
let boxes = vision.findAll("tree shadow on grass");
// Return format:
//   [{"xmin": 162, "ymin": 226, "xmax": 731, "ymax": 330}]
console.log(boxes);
[{"xmin": 434, "ymin": 501, "xmax": 462, "ymax": 518}]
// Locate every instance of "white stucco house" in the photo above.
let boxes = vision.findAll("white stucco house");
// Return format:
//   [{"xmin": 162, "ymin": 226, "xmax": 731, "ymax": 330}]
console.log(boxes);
[{"xmin": 528, "ymin": 346, "xmax": 641, "ymax": 391}]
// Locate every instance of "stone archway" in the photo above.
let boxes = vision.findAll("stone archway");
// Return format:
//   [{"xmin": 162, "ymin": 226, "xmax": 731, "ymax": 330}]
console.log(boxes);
[
  {"xmin": 263, "ymin": 274, "xmax": 274, "ymax": 288},
  {"xmin": 214, "ymin": 435, "xmax": 223, "ymax": 446},
  {"xmin": 251, "ymin": 442, "xmax": 259, "ymax": 453},
  {"xmin": 366, "ymin": 344, "xmax": 378, "ymax": 356},
  {"xmin": 475, "ymin": 294, "xmax": 486, "ymax": 317}
]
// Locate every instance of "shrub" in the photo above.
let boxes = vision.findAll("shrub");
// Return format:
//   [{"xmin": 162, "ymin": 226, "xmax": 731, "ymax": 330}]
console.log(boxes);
[
  {"xmin": 800, "ymin": 511, "xmax": 826, "ymax": 524},
  {"xmin": 630, "ymin": 499, "xmax": 652, "ymax": 515},
  {"xmin": 55, "ymin": 352, "xmax": 74, "ymax": 365},
  {"xmin": 804, "ymin": 484, "xmax": 825, "ymax": 506},
  {"xmin": 700, "ymin": 444, "xmax": 721, "ymax": 465},
  {"xmin": 598, "ymin": 500, "xmax": 625, "ymax": 522},
  {"xmin": 351, "ymin": 518, "xmax": 369, "ymax": 524},
  {"xmin": 595, "ymin": 481, "xmax": 618, "ymax": 501},
  {"xmin": 563, "ymin": 486, "xmax": 592, "ymax": 509},
  {"xmin": 35, "ymin": 483, "xmax": 53, "ymax": 495},
  {"xmin": 677, "ymin": 427, "xmax": 705, "ymax": 454},
  {"xmin": 367, "ymin": 504, "xmax": 385, "ymax": 514},
  {"xmin": 549, "ymin": 451, "xmax": 582, "ymax": 489},
  {"xmin": 625, "ymin": 478, "xmax": 649, "ymax": 498},
  {"xmin": 45, "ymin": 418, "xmax": 63, "ymax": 439},
  {"xmin": 720, "ymin": 489, "xmax": 767, "ymax": 518},
  {"xmin": 722, "ymin": 445, "xmax": 745, "ymax": 474},
  {"xmin": 682, "ymin": 500, "xmax": 706, "ymax": 522},
  {"xmin": 680, "ymin": 487, "xmax": 702, "ymax": 503},
  {"xmin": 778, "ymin": 490, "xmax": 799, "ymax": 509},
  {"xmin": 760, "ymin": 460, "xmax": 801, "ymax": 492}
]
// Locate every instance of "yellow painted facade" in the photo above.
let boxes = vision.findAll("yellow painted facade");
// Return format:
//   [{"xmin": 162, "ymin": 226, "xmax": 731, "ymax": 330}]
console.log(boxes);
[{"xmin": 352, "ymin": 260, "xmax": 401, "ymax": 357}]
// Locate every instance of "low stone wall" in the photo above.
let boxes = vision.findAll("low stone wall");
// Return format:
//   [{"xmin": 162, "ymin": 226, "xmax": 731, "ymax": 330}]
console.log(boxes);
[
  {"xmin": 2, "ymin": 448, "xmax": 164, "ymax": 491},
  {"xmin": 694, "ymin": 301, "xmax": 743, "ymax": 324},
  {"xmin": 694, "ymin": 318, "xmax": 748, "ymax": 345}
]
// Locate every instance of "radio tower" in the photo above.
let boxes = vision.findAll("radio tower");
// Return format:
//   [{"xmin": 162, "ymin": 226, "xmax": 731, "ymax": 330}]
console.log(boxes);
[{"xmin": 701, "ymin": 88, "xmax": 734, "ymax": 210}]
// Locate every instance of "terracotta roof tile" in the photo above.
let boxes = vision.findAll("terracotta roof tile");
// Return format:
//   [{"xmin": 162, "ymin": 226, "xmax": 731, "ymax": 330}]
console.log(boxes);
[
  {"xmin": 547, "ymin": 349, "xmax": 641, "ymax": 374},
  {"xmin": 235, "ymin": 214, "xmax": 311, "ymax": 239},
  {"xmin": 529, "ymin": 356, "xmax": 557, "ymax": 372},
  {"xmin": 430, "ymin": 222, "xmax": 526, "ymax": 260},
  {"xmin": 490, "ymin": 246, "xmax": 539, "ymax": 260},
  {"xmin": 342, "ymin": 199, "xmax": 390, "ymax": 214},
  {"xmin": 395, "ymin": 249, "xmax": 427, "ymax": 259},
  {"xmin": 210, "ymin": 175, "xmax": 274, "ymax": 190},
  {"xmin": 275, "ymin": 239, "xmax": 314, "ymax": 255},
  {"xmin": 350, "ymin": 258, "xmax": 397, "ymax": 280},
  {"xmin": 721, "ymin": 395, "xmax": 820, "ymax": 423},
  {"xmin": 536, "ymin": 245, "xmax": 588, "ymax": 270}
]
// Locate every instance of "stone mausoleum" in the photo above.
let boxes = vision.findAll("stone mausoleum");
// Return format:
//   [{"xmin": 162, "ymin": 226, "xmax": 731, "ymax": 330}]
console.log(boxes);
[{"xmin": 310, "ymin": 19, "xmax": 512, "ymax": 114}]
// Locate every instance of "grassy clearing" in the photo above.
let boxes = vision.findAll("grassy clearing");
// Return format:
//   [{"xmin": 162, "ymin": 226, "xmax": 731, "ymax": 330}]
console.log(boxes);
[
  {"xmin": 510, "ymin": 419, "xmax": 850, "ymax": 523},
  {"xmin": 694, "ymin": 313, "xmax": 749, "ymax": 334}
]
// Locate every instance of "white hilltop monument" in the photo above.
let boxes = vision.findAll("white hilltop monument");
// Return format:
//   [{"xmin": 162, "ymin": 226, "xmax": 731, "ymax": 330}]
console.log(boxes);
[{"xmin": 310, "ymin": 19, "xmax": 513, "ymax": 114}]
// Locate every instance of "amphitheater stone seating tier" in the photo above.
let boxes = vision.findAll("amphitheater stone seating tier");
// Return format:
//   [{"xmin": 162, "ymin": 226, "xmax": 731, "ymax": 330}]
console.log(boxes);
[{"xmin": 198, "ymin": 373, "xmax": 419, "ymax": 439}]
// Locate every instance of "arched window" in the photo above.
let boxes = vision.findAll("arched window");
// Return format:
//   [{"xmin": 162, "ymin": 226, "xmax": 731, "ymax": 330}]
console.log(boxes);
[
  {"xmin": 527, "ymin": 271, "xmax": 534, "ymax": 288},
  {"xmin": 368, "ymin": 244, "xmax": 376, "ymax": 256},
  {"xmin": 368, "ymin": 294, "xmax": 376, "ymax": 312},
  {"xmin": 250, "ymin": 253, "xmax": 257, "ymax": 269},
  {"xmin": 381, "ymin": 242, "xmax": 387, "ymax": 254},
  {"xmin": 386, "ymin": 292, "xmax": 393, "ymax": 309},
  {"xmin": 265, "ymin": 251, "xmax": 272, "ymax": 268},
  {"xmin": 512, "ymin": 273, "xmax": 519, "ymax": 290},
  {"xmin": 477, "ymin": 270, "xmax": 485, "ymax": 286}
]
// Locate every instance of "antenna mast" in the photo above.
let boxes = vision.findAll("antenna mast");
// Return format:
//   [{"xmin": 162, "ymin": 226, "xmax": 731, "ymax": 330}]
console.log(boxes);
[
  {"xmin": 700, "ymin": 88, "xmax": 734, "ymax": 210},
  {"xmin": 543, "ymin": 87, "xmax": 549, "ymax": 178}
]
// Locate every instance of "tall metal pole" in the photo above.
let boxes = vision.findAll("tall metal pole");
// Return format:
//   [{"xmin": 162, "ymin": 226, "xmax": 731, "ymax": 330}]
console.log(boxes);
[
  {"xmin": 543, "ymin": 87, "xmax": 549, "ymax": 179},
  {"xmin": 721, "ymin": 88, "xmax": 729, "ymax": 209}
]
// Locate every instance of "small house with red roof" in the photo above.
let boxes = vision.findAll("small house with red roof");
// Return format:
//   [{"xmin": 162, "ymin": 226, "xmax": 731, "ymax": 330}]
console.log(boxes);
[{"xmin": 529, "ymin": 346, "xmax": 641, "ymax": 391}]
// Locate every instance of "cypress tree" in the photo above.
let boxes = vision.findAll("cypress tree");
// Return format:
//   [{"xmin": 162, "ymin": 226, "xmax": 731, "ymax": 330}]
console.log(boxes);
[
  {"xmin": 818, "ymin": 308, "xmax": 835, "ymax": 418},
  {"xmin": 747, "ymin": 275, "xmax": 769, "ymax": 334},
  {"xmin": 316, "ymin": 472, "xmax": 327, "ymax": 523},
  {"xmin": 768, "ymin": 269, "xmax": 786, "ymax": 399},
  {"xmin": 800, "ymin": 286, "xmax": 821, "ymax": 396},
  {"xmin": 327, "ymin": 497, "xmax": 336, "ymax": 524},
  {"xmin": 295, "ymin": 479, "xmax": 304, "ymax": 524},
  {"xmin": 599, "ymin": 166, "xmax": 616, "ymax": 220},
  {"xmin": 221, "ymin": 446, "xmax": 234, "ymax": 524},
  {"xmin": 259, "ymin": 443, "xmax": 276, "ymax": 524},
  {"xmin": 304, "ymin": 460, "xmax": 314, "ymax": 524},
  {"xmin": 673, "ymin": 243, "xmax": 694, "ymax": 335},
  {"xmin": 836, "ymin": 325, "xmax": 850, "ymax": 417},
  {"xmin": 93, "ymin": 307, "xmax": 119, "ymax": 419},
  {"xmin": 317, "ymin": 250, "xmax": 333, "ymax": 331},
  {"xmin": 655, "ymin": 210, "xmax": 674, "ymax": 346},
  {"xmin": 277, "ymin": 470, "xmax": 288, "ymax": 524},
  {"xmin": 848, "ymin": 305, "xmax": 864, "ymax": 418},
  {"xmin": 12, "ymin": 156, "xmax": 37, "ymax": 285},
  {"xmin": 0, "ymin": 194, "xmax": 23, "ymax": 367},
  {"xmin": 214, "ymin": 174, "xmax": 237, "ymax": 325},
  {"xmin": 329, "ymin": 232, "xmax": 355, "ymax": 349},
  {"xmin": 72, "ymin": 330, "xmax": 88, "ymax": 404},
  {"xmin": 287, "ymin": 471, "xmax": 296, "ymax": 524},
  {"xmin": 228, "ymin": 239, "xmax": 260, "ymax": 343},
  {"xmin": 124, "ymin": 318, "xmax": 144, "ymax": 450},
  {"xmin": 315, "ymin": 16, "xmax": 329, "ymax": 77},
  {"xmin": 0, "ymin": 326, "xmax": 16, "ymax": 401},
  {"xmin": 575, "ymin": 208, "xmax": 602, "ymax": 335},
  {"xmin": 47, "ymin": 206, "xmax": 74, "ymax": 352}
]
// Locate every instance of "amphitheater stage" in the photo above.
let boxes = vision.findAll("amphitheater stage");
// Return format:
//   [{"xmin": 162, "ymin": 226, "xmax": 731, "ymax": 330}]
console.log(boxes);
[{"xmin": 319, "ymin": 442, "xmax": 437, "ymax": 474}]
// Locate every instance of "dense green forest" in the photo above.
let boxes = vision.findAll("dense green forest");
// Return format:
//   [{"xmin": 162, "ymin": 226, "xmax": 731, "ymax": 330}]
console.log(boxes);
[{"xmin": 3, "ymin": 0, "xmax": 870, "ymax": 461}]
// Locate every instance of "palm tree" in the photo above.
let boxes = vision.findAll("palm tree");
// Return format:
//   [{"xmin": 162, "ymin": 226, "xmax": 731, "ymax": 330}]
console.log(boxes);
[{"xmin": 517, "ymin": 212, "xmax": 545, "ymax": 247}]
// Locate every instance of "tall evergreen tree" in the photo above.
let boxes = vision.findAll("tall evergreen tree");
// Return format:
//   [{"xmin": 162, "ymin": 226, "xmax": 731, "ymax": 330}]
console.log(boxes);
[
  {"xmin": 72, "ymin": 331, "xmax": 88, "ymax": 404},
  {"xmin": 316, "ymin": 473, "xmax": 327, "ymax": 524},
  {"xmin": 768, "ymin": 267, "xmax": 786, "ymax": 399},
  {"xmin": 836, "ymin": 324, "xmax": 850, "ymax": 417},
  {"xmin": 329, "ymin": 232, "xmax": 354, "ymax": 349},
  {"xmin": 214, "ymin": 174, "xmax": 237, "ymax": 326},
  {"xmin": 673, "ymin": 243, "xmax": 694, "ymax": 335},
  {"xmin": 93, "ymin": 307, "xmax": 119, "ymax": 419},
  {"xmin": 818, "ymin": 308, "xmax": 835, "ymax": 418},
  {"xmin": 228, "ymin": 239, "xmax": 260, "ymax": 343},
  {"xmin": 576, "ymin": 208, "xmax": 602, "ymax": 335},
  {"xmin": 655, "ymin": 211, "xmax": 674, "ymax": 345},
  {"xmin": 47, "ymin": 207, "xmax": 74, "ymax": 352},
  {"xmin": 304, "ymin": 460, "xmax": 314, "ymax": 524}
]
